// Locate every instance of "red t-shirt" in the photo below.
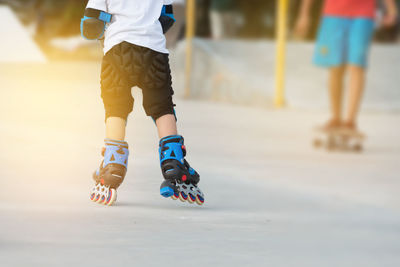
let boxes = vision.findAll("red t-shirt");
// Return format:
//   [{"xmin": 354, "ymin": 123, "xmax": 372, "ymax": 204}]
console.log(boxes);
[{"xmin": 323, "ymin": 0, "xmax": 376, "ymax": 18}]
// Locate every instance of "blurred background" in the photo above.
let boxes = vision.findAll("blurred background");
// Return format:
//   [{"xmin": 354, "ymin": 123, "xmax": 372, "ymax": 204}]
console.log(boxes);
[
  {"xmin": 5, "ymin": 0, "xmax": 400, "ymax": 53},
  {"xmin": 2, "ymin": 0, "xmax": 399, "ymax": 108},
  {"xmin": 1, "ymin": 1, "xmax": 400, "ymax": 266}
]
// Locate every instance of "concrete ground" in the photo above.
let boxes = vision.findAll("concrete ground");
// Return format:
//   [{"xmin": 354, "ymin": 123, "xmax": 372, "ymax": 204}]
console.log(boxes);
[{"xmin": 0, "ymin": 63, "xmax": 399, "ymax": 267}]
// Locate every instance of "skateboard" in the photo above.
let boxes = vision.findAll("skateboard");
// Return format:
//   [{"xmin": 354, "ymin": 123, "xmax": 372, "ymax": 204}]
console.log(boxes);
[{"xmin": 313, "ymin": 126, "xmax": 365, "ymax": 152}]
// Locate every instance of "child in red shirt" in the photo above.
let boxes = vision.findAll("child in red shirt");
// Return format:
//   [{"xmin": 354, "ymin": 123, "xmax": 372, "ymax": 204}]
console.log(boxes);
[
  {"xmin": 296, "ymin": 0, "xmax": 398, "ymax": 133},
  {"xmin": 324, "ymin": 0, "xmax": 376, "ymax": 18}
]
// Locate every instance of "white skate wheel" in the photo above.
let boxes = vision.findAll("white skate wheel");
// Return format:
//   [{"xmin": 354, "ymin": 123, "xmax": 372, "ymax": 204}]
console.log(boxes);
[
  {"xmin": 179, "ymin": 191, "xmax": 188, "ymax": 202},
  {"xmin": 99, "ymin": 186, "xmax": 110, "ymax": 204},
  {"xmin": 187, "ymin": 193, "xmax": 196, "ymax": 204},
  {"xmin": 90, "ymin": 185, "xmax": 99, "ymax": 202},
  {"xmin": 94, "ymin": 193, "xmax": 101, "ymax": 203},
  {"xmin": 104, "ymin": 188, "xmax": 117, "ymax": 206},
  {"xmin": 171, "ymin": 191, "xmax": 179, "ymax": 200},
  {"xmin": 99, "ymin": 194, "xmax": 107, "ymax": 204},
  {"xmin": 95, "ymin": 186, "xmax": 106, "ymax": 203},
  {"xmin": 90, "ymin": 192, "xmax": 96, "ymax": 201},
  {"xmin": 195, "ymin": 194, "xmax": 204, "ymax": 205}
]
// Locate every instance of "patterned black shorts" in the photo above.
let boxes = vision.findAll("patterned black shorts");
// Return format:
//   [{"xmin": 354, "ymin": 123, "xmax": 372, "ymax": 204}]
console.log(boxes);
[{"xmin": 100, "ymin": 42, "xmax": 175, "ymax": 121}]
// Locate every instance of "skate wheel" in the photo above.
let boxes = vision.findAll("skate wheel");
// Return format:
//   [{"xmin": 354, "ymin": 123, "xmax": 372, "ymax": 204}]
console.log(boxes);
[
  {"xmin": 160, "ymin": 186, "xmax": 175, "ymax": 198},
  {"xmin": 187, "ymin": 192, "xmax": 196, "ymax": 204},
  {"xmin": 171, "ymin": 191, "xmax": 179, "ymax": 200},
  {"xmin": 94, "ymin": 193, "xmax": 101, "ymax": 203},
  {"xmin": 195, "ymin": 194, "xmax": 204, "ymax": 205},
  {"xmin": 326, "ymin": 142, "xmax": 336, "ymax": 151},
  {"xmin": 353, "ymin": 144, "xmax": 363, "ymax": 152},
  {"xmin": 104, "ymin": 188, "xmax": 117, "ymax": 206},
  {"xmin": 96, "ymin": 186, "xmax": 107, "ymax": 204},
  {"xmin": 179, "ymin": 191, "xmax": 188, "ymax": 202},
  {"xmin": 313, "ymin": 138, "xmax": 322, "ymax": 148},
  {"xmin": 99, "ymin": 194, "xmax": 106, "ymax": 204}
]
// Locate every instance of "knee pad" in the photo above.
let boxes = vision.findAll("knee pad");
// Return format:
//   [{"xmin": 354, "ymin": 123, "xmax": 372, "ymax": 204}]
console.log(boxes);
[{"xmin": 102, "ymin": 86, "xmax": 134, "ymax": 121}]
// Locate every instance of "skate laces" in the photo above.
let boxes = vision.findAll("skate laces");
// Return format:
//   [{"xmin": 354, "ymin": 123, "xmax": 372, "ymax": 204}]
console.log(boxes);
[{"xmin": 103, "ymin": 139, "xmax": 129, "ymax": 168}]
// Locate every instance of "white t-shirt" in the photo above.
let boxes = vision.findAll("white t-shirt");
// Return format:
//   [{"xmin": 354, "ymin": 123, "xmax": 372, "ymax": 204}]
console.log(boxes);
[{"xmin": 86, "ymin": 0, "xmax": 173, "ymax": 54}]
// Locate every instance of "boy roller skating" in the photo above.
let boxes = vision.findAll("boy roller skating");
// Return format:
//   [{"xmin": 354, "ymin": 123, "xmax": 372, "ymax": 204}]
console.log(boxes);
[
  {"xmin": 81, "ymin": 0, "xmax": 204, "ymax": 206},
  {"xmin": 295, "ymin": 0, "xmax": 398, "ymax": 137}
]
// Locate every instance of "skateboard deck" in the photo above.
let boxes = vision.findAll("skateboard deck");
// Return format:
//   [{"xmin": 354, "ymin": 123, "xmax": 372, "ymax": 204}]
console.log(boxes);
[{"xmin": 313, "ymin": 126, "xmax": 365, "ymax": 152}]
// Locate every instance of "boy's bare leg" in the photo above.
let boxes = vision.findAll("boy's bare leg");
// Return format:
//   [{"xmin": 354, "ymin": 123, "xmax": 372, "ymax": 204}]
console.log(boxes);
[
  {"xmin": 156, "ymin": 114, "xmax": 178, "ymax": 138},
  {"xmin": 91, "ymin": 116, "xmax": 129, "ymax": 205},
  {"xmin": 106, "ymin": 117, "xmax": 126, "ymax": 140},
  {"xmin": 345, "ymin": 65, "xmax": 365, "ymax": 128},
  {"xmin": 328, "ymin": 65, "xmax": 345, "ymax": 124}
]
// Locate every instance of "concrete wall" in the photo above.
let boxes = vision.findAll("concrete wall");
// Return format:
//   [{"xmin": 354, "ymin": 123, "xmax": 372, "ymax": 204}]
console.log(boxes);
[{"xmin": 171, "ymin": 39, "xmax": 400, "ymax": 112}]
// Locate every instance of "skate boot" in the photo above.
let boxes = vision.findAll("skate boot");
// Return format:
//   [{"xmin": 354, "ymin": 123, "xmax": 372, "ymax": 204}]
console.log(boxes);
[
  {"xmin": 159, "ymin": 135, "xmax": 204, "ymax": 205},
  {"xmin": 90, "ymin": 139, "xmax": 129, "ymax": 206}
]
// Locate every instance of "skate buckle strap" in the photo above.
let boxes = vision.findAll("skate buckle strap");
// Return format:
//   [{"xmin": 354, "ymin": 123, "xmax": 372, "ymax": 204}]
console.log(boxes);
[
  {"xmin": 159, "ymin": 135, "xmax": 185, "ymax": 165},
  {"xmin": 103, "ymin": 139, "xmax": 129, "ymax": 168},
  {"xmin": 188, "ymin": 167, "xmax": 196, "ymax": 176}
]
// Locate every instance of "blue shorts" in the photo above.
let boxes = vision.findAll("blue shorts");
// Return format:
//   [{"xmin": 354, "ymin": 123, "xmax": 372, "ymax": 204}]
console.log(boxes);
[{"xmin": 313, "ymin": 16, "xmax": 375, "ymax": 68}]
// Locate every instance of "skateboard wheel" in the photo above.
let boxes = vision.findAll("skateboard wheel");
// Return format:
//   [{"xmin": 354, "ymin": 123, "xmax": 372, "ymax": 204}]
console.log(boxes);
[
  {"xmin": 353, "ymin": 144, "xmax": 363, "ymax": 152},
  {"xmin": 326, "ymin": 142, "xmax": 335, "ymax": 151},
  {"xmin": 313, "ymin": 138, "xmax": 322, "ymax": 148}
]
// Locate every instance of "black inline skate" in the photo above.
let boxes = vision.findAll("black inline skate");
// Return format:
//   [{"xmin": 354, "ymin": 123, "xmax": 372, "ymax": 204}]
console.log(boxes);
[{"xmin": 159, "ymin": 135, "xmax": 204, "ymax": 205}]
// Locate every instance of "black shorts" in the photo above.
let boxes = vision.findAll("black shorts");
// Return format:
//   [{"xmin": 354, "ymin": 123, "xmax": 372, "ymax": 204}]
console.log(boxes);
[{"xmin": 100, "ymin": 42, "xmax": 175, "ymax": 121}]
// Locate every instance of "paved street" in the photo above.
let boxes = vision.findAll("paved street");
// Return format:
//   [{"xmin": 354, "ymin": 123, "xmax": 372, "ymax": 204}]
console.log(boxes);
[{"xmin": 0, "ymin": 63, "xmax": 399, "ymax": 267}]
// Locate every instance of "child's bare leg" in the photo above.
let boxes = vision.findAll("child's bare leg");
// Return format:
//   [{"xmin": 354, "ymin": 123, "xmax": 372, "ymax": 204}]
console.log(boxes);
[
  {"xmin": 328, "ymin": 65, "xmax": 345, "ymax": 123},
  {"xmin": 106, "ymin": 117, "xmax": 127, "ymax": 140},
  {"xmin": 91, "ymin": 116, "xmax": 129, "ymax": 206},
  {"xmin": 156, "ymin": 114, "xmax": 178, "ymax": 138},
  {"xmin": 345, "ymin": 65, "xmax": 365, "ymax": 127}
]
